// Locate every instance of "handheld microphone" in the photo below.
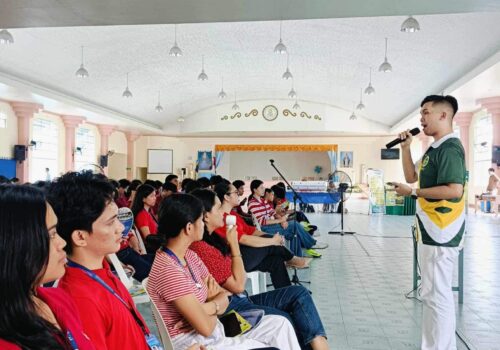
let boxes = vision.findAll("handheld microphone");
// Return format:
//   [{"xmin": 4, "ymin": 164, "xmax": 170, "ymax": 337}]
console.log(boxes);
[{"xmin": 385, "ymin": 128, "xmax": 420, "ymax": 149}]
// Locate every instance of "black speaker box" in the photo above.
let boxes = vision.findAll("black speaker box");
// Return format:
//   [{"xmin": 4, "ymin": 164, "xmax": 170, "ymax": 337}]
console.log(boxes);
[
  {"xmin": 99, "ymin": 155, "xmax": 108, "ymax": 167},
  {"xmin": 14, "ymin": 145, "xmax": 26, "ymax": 161}
]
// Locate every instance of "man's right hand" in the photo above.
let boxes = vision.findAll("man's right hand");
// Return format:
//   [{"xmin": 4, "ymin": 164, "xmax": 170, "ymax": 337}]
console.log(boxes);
[{"xmin": 399, "ymin": 129, "xmax": 414, "ymax": 149}]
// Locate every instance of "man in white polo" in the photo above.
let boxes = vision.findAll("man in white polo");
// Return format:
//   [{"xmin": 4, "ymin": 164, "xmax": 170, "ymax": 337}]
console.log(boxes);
[{"xmin": 395, "ymin": 95, "xmax": 466, "ymax": 350}]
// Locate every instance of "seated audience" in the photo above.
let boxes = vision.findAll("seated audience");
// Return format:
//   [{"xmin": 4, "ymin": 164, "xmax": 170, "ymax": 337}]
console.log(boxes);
[
  {"xmin": 131, "ymin": 184, "xmax": 158, "ymax": 240},
  {"xmin": 147, "ymin": 193, "xmax": 301, "ymax": 350},
  {"xmin": 181, "ymin": 178, "xmax": 195, "ymax": 192},
  {"xmin": 209, "ymin": 175, "xmax": 224, "ymax": 189},
  {"xmin": 213, "ymin": 183, "xmax": 310, "ymax": 288},
  {"xmin": 185, "ymin": 179, "xmax": 202, "ymax": 193},
  {"xmin": 198, "ymin": 176, "xmax": 211, "ymax": 189},
  {"xmin": 247, "ymin": 180, "xmax": 321, "ymax": 258},
  {"xmin": 126, "ymin": 179, "xmax": 142, "ymax": 207},
  {"xmin": 0, "ymin": 184, "xmax": 95, "ymax": 350},
  {"xmin": 47, "ymin": 171, "xmax": 154, "ymax": 350},
  {"xmin": 115, "ymin": 178, "xmax": 131, "ymax": 208},
  {"xmin": 165, "ymin": 174, "xmax": 179, "ymax": 189},
  {"xmin": 189, "ymin": 188, "xmax": 329, "ymax": 350}
]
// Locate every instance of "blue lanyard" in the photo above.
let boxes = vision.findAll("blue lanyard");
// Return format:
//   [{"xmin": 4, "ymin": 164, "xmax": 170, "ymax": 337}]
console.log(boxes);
[
  {"xmin": 66, "ymin": 330, "xmax": 79, "ymax": 350},
  {"xmin": 66, "ymin": 260, "xmax": 149, "ymax": 336},
  {"xmin": 162, "ymin": 247, "xmax": 202, "ymax": 289}
]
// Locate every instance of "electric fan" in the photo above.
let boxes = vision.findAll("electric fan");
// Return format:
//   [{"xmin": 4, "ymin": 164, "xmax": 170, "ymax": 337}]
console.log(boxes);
[{"xmin": 328, "ymin": 170, "xmax": 355, "ymax": 235}]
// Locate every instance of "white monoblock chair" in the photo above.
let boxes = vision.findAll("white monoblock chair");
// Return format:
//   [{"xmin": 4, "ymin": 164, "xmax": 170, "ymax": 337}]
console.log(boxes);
[
  {"xmin": 107, "ymin": 253, "xmax": 149, "ymax": 305},
  {"xmin": 246, "ymin": 214, "xmax": 268, "ymax": 294},
  {"xmin": 142, "ymin": 278, "xmax": 175, "ymax": 350},
  {"xmin": 131, "ymin": 225, "xmax": 148, "ymax": 253}
]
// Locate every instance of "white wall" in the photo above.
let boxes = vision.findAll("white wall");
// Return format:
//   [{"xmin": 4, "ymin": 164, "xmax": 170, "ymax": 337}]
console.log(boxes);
[
  {"xmin": 135, "ymin": 135, "xmax": 421, "ymax": 184},
  {"xmin": 0, "ymin": 101, "xmax": 17, "ymax": 158}
]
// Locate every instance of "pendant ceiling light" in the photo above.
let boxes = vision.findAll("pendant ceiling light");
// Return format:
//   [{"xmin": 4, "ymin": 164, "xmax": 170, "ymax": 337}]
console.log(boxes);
[
  {"xmin": 198, "ymin": 55, "xmax": 208, "ymax": 81},
  {"xmin": 349, "ymin": 102, "xmax": 357, "ymax": 120},
  {"xmin": 288, "ymin": 85, "xmax": 297, "ymax": 99},
  {"xmin": 0, "ymin": 29, "xmax": 14, "ymax": 44},
  {"xmin": 75, "ymin": 46, "xmax": 89, "ymax": 78},
  {"xmin": 356, "ymin": 88, "xmax": 365, "ymax": 110},
  {"xmin": 364, "ymin": 67, "xmax": 375, "ymax": 95},
  {"xmin": 282, "ymin": 52, "xmax": 293, "ymax": 80},
  {"xmin": 218, "ymin": 77, "xmax": 227, "ymax": 99},
  {"xmin": 122, "ymin": 73, "xmax": 133, "ymax": 98},
  {"xmin": 177, "ymin": 116, "xmax": 185, "ymax": 123},
  {"xmin": 293, "ymin": 99, "xmax": 300, "ymax": 109},
  {"xmin": 378, "ymin": 38, "xmax": 393, "ymax": 73},
  {"xmin": 401, "ymin": 16, "xmax": 420, "ymax": 33},
  {"xmin": 155, "ymin": 91, "xmax": 164, "ymax": 112},
  {"xmin": 232, "ymin": 92, "xmax": 239, "ymax": 110},
  {"xmin": 169, "ymin": 24, "xmax": 183, "ymax": 57},
  {"xmin": 274, "ymin": 21, "xmax": 287, "ymax": 54}
]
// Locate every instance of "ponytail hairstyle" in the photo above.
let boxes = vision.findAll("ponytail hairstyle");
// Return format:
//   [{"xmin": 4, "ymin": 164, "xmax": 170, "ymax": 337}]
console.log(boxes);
[
  {"xmin": 191, "ymin": 189, "xmax": 230, "ymax": 256},
  {"xmin": 157, "ymin": 193, "xmax": 204, "ymax": 242},
  {"xmin": 0, "ymin": 185, "xmax": 67, "ymax": 350}
]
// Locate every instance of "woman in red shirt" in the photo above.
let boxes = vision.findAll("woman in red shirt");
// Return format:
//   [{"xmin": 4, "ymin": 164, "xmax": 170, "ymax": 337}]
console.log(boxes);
[
  {"xmin": 0, "ymin": 185, "xmax": 95, "ymax": 350},
  {"xmin": 190, "ymin": 189, "xmax": 328, "ymax": 350}
]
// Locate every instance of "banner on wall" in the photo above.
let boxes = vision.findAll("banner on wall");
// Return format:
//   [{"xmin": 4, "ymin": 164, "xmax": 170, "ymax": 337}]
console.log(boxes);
[
  {"xmin": 196, "ymin": 151, "xmax": 213, "ymax": 171},
  {"xmin": 366, "ymin": 168, "xmax": 385, "ymax": 214}
]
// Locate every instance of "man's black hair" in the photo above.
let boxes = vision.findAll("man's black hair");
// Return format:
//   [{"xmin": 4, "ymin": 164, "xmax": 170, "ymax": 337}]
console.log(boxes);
[
  {"xmin": 420, "ymin": 95, "xmax": 458, "ymax": 117},
  {"xmin": 232, "ymin": 180, "xmax": 245, "ymax": 189},
  {"xmin": 162, "ymin": 181, "xmax": 178, "ymax": 193},
  {"xmin": 165, "ymin": 174, "xmax": 178, "ymax": 183},
  {"xmin": 118, "ymin": 178, "xmax": 131, "ymax": 189},
  {"xmin": 198, "ymin": 177, "xmax": 210, "ymax": 188},
  {"xmin": 46, "ymin": 171, "xmax": 115, "ymax": 254},
  {"xmin": 209, "ymin": 175, "xmax": 223, "ymax": 186}
]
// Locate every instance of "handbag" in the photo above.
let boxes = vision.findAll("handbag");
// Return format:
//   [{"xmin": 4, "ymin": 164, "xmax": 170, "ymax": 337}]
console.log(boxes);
[{"xmin": 219, "ymin": 309, "xmax": 264, "ymax": 337}]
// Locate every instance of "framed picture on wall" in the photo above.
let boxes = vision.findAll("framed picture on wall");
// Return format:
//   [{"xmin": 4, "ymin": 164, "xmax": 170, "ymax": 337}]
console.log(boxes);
[{"xmin": 340, "ymin": 151, "xmax": 353, "ymax": 168}]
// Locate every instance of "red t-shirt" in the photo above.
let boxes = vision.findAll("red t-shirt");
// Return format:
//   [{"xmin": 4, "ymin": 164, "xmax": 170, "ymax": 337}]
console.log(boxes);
[
  {"xmin": 115, "ymin": 195, "xmax": 129, "ymax": 209},
  {"xmin": 147, "ymin": 249, "xmax": 210, "ymax": 338},
  {"xmin": 58, "ymin": 260, "xmax": 150, "ymax": 350},
  {"xmin": 0, "ymin": 287, "xmax": 96, "ymax": 350},
  {"xmin": 214, "ymin": 212, "xmax": 256, "ymax": 241},
  {"xmin": 135, "ymin": 209, "xmax": 158, "ymax": 237},
  {"xmin": 190, "ymin": 241, "xmax": 232, "ymax": 285}
]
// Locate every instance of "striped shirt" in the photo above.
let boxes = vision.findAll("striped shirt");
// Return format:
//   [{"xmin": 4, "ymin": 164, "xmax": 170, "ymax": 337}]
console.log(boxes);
[
  {"xmin": 247, "ymin": 196, "xmax": 275, "ymax": 226},
  {"xmin": 147, "ymin": 249, "xmax": 209, "ymax": 338}
]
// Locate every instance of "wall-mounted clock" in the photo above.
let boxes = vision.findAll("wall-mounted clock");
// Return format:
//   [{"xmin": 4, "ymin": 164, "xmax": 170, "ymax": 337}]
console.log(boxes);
[{"xmin": 262, "ymin": 105, "xmax": 279, "ymax": 121}]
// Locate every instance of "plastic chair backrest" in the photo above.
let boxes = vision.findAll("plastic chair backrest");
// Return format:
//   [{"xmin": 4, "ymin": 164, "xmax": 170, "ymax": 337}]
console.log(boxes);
[
  {"xmin": 132, "ymin": 225, "xmax": 147, "ymax": 253},
  {"xmin": 107, "ymin": 253, "xmax": 133, "ymax": 289},
  {"xmin": 251, "ymin": 213, "xmax": 262, "ymax": 231},
  {"xmin": 142, "ymin": 278, "xmax": 175, "ymax": 350}
]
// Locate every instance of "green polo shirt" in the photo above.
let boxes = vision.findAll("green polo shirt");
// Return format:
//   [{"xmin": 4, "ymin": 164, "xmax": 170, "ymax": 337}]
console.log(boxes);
[{"xmin": 416, "ymin": 135, "xmax": 466, "ymax": 247}]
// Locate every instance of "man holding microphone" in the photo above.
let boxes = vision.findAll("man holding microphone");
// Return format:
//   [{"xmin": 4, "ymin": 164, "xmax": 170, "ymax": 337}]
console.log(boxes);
[{"xmin": 394, "ymin": 95, "xmax": 466, "ymax": 350}]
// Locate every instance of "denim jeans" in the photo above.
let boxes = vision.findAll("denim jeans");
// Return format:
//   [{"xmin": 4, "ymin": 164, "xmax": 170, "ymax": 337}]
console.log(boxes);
[
  {"xmin": 227, "ymin": 286, "xmax": 327, "ymax": 349},
  {"xmin": 261, "ymin": 221, "xmax": 316, "ymax": 257},
  {"xmin": 116, "ymin": 247, "xmax": 154, "ymax": 282}
]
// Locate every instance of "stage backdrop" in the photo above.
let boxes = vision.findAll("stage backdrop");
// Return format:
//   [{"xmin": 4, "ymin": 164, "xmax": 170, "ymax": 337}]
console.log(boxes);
[{"xmin": 214, "ymin": 144, "xmax": 337, "ymax": 181}]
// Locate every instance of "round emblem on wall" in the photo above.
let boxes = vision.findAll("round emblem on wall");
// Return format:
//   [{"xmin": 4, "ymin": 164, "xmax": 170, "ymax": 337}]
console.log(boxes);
[{"xmin": 262, "ymin": 105, "xmax": 279, "ymax": 121}]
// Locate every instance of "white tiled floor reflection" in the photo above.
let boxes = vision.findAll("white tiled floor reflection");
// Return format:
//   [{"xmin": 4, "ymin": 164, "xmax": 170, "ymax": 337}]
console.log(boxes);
[{"xmin": 138, "ymin": 211, "xmax": 500, "ymax": 350}]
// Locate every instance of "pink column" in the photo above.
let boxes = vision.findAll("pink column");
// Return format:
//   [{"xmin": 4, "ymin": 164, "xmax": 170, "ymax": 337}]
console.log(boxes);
[
  {"xmin": 61, "ymin": 115, "xmax": 86, "ymax": 172},
  {"xmin": 10, "ymin": 102, "xmax": 43, "ymax": 183},
  {"xmin": 477, "ymin": 96, "xmax": 500, "ymax": 173},
  {"xmin": 454, "ymin": 112, "xmax": 473, "ymax": 168},
  {"xmin": 416, "ymin": 132, "xmax": 432, "ymax": 154},
  {"xmin": 126, "ymin": 132, "xmax": 141, "ymax": 180},
  {"xmin": 98, "ymin": 125, "xmax": 115, "ymax": 175}
]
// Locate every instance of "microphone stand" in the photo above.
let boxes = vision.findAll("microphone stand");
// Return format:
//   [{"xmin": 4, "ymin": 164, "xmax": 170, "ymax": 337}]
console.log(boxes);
[{"xmin": 269, "ymin": 160, "xmax": 311, "ymax": 288}]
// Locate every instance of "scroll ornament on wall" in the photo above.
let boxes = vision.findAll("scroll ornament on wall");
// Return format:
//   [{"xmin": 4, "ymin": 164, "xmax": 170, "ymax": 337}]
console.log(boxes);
[{"xmin": 221, "ymin": 106, "xmax": 322, "ymax": 121}]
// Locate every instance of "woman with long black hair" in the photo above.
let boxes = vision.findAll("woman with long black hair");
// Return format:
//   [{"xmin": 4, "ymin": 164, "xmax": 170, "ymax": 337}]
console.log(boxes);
[
  {"xmin": 131, "ymin": 184, "xmax": 158, "ymax": 239},
  {"xmin": 190, "ymin": 189, "xmax": 328, "ymax": 350},
  {"xmin": 0, "ymin": 185, "xmax": 95, "ymax": 350}
]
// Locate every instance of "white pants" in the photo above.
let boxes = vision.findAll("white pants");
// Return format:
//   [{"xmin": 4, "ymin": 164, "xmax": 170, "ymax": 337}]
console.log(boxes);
[
  {"xmin": 172, "ymin": 315, "xmax": 301, "ymax": 350},
  {"xmin": 419, "ymin": 243, "xmax": 459, "ymax": 350}
]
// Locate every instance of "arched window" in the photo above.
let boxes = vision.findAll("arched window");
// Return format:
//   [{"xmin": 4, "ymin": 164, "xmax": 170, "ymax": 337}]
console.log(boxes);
[
  {"xmin": 75, "ymin": 127, "xmax": 96, "ymax": 171},
  {"xmin": 30, "ymin": 118, "xmax": 59, "ymax": 182},
  {"xmin": 473, "ymin": 115, "xmax": 492, "ymax": 187}
]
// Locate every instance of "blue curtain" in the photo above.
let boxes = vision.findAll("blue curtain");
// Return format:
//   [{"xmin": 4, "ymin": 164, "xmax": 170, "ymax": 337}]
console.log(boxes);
[
  {"xmin": 327, "ymin": 151, "xmax": 337, "ymax": 173},
  {"xmin": 215, "ymin": 151, "xmax": 224, "ymax": 173}
]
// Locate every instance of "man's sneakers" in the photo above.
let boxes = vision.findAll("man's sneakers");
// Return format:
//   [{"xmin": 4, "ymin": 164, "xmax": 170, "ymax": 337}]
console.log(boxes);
[{"xmin": 304, "ymin": 248, "xmax": 322, "ymax": 258}]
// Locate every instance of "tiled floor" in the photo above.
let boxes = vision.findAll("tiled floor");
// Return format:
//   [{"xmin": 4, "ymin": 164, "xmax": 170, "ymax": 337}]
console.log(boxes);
[{"xmin": 138, "ymin": 211, "xmax": 500, "ymax": 350}]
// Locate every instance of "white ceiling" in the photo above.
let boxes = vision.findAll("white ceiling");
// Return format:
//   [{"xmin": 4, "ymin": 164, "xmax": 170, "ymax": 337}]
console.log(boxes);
[{"xmin": 0, "ymin": 3, "xmax": 499, "ymax": 135}]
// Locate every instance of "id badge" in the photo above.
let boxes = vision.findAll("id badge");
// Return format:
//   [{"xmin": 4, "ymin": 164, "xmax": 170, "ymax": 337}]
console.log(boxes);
[{"xmin": 145, "ymin": 334, "xmax": 164, "ymax": 350}]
